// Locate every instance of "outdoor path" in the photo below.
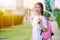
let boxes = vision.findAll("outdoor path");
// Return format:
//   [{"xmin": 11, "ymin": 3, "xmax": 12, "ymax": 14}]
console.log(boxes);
[{"xmin": 51, "ymin": 21, "xmax": 60, "ymax": 40}]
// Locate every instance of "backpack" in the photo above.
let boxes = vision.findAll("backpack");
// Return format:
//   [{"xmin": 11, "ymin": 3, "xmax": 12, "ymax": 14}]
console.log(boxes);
[{"xmin": 42, "ymin": 20, "xmax": 52, "ymax": 40}]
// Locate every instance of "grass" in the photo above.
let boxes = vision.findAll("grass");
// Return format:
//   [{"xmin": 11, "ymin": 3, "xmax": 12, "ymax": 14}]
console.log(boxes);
[
  {"xmin": 56, "ymin": 15, "xmax": 60, "ymax": 29},
  {"xmin": 0, "ymin": 23, "xmax": 32, "ymax": 40}
]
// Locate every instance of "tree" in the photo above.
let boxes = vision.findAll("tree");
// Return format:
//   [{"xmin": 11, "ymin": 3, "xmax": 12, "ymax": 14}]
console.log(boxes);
[
  {"xmin": 44, "ymin": 12, "xmax": 50, "ymax": 20},
  {"xmin": 45, "ymin": 0, "xmax": 52, "ymax": 12},
  {"xmin": 54, "ymin": 8, "xmax": 60, "ymax": 16}
]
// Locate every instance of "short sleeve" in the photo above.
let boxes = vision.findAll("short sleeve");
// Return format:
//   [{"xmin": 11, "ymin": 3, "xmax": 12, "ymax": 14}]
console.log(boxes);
[{"xmin": 42, "ymin": 17, "xmax": 47, "ymax": 29}]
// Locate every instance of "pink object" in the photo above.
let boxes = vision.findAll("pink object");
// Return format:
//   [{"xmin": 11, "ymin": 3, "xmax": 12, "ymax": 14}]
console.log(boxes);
[{"xmin": 42, "ymin": 20, "xmax": 52, "ymax": 40}]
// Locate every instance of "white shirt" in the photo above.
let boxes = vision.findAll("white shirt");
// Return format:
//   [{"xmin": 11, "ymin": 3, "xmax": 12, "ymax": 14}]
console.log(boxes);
[{"xmin": 32, "ymin": 15, "xmax": 47, "ymax": 40}]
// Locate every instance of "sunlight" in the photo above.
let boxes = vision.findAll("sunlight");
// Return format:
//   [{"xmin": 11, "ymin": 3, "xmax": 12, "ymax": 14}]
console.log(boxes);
[
  {"xmin": 0, "ymin": 0, "xmax": 16, "ymax": 8},
  {"xmin": 24, "ymin": 0, "xmax": 44, "ymax": 9},
  {"xmin": 0, "ymin": 0, "xmax": 23, "ymax": 14}
]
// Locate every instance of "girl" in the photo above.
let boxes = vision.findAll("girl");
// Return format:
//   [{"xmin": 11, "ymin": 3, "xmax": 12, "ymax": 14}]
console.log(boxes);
[{"xmin": 32, "ymin": 2, "xmax": 48, "ymax": 40}]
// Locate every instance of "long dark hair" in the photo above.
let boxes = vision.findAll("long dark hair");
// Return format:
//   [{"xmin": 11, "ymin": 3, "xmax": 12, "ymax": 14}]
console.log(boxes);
[{"xmin": 35, "ymin": 2, "xmax": 43, "ymax": 15}]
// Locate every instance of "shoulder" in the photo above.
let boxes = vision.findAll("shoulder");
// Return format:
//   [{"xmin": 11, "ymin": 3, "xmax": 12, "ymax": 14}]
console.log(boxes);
[
  {"xmin": 42, "ymin": 16, "xmax": 46, "ymax": 20},
  {"xmin": 41, "ymin": 16, "xmax": 47, "ymax": 22}
]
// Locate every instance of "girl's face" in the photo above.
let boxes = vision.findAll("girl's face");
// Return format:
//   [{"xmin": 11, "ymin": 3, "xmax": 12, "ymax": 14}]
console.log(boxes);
[{"xmin": 34, "ymin": 4, "xmax": 41, "ymax": 14}]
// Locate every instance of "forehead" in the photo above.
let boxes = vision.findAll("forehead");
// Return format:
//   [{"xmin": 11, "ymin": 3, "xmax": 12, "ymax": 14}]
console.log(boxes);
[{"xmin": 35, "ymin": 4, "xmax": 41, "ymax": 8}]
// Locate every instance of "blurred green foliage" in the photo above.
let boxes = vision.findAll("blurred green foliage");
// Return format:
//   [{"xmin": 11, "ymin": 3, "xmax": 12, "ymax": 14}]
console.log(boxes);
[
  {"xmin": 45, "ymin": 0, "xmax": 52, "ymax": 12},
  {"xmin": 54, "ymin": 8, "xmax": 60, "ymax": 16},
  {"xmin": 44, "ymin": 8, "xmax": 60, "ymax": 29},
  {"xmin": 0, "ymin": 9, "xmax": 24, "ymax": 28},
  {"xmin": 44, "ymin": 12, "xmax": 50, "ymax": 19},
  {"xmin": 56, "ymin": 15, "xmax": 60, "ymax": 29},
  {"xmin": 54, "ymin": 8, "xmax": 60, "ymax": 29},
  {"xmin": 0, "ymin": 24, "xmax": 32, "ymax": 40}
]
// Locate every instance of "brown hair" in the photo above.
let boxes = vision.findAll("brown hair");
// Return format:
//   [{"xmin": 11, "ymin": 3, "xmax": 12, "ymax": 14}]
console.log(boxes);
[{"xmin": 35, "ymin": 2, "xmax": 43, "ymax": 15}]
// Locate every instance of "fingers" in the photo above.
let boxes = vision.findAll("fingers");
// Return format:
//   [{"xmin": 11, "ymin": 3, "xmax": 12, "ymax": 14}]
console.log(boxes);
[{"xmin": 37, "ymin": 18, "xmax": 40, "ymax": 22}]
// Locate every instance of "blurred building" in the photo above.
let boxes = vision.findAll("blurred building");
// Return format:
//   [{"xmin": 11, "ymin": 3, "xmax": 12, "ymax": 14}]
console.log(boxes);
[
  {"xmin": 15, "ymin": 0, "xmax": 23, "ymax": 11},
  {"xmin": 0, "ymin": 0, "xmax": 23, "ymax": 11},
  {"xmin": 13, "ymin": 0, "xmax": 23, "ymax": 14}
]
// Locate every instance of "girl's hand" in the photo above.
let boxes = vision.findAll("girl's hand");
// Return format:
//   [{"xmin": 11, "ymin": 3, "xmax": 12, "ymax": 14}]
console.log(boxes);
[
  {"xmin": 37, "ymin": 18, "xmax": 42, "ymax": 24},
  {"xmin": 38, "ymin": 18, "xmax": 47, "ymax": 32}
]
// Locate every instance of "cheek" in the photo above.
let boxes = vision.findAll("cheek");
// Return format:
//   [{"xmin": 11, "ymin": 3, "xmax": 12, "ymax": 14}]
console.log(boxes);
[
  {"xmin": 35, "ymin": 8, "xmax": 40, "ymax": 12},
  {"xmin": 38, "ymin": 8, "xmax": 41, "ymax": 11}
]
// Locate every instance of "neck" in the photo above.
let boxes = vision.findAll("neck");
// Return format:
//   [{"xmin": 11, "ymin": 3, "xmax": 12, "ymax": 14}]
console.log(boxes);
[{"xmin": 37, "ymin": 13, "xmax": 42, "ymax": 16}]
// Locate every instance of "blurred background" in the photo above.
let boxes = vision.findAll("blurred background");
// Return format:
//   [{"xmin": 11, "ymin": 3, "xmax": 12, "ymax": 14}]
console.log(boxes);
[{"xmin": 0, "ymin": 0, "xmax": 60, "ymax": 40}]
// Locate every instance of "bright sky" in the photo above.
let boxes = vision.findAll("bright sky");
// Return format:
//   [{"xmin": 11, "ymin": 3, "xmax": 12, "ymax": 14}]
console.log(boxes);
[
  {"xmin": 24, "ymin": 0, "xmax": 60, "ymax": 9},
  {"xmin": 0, "ymin": 0, "xmax": 16, "ymax": 6},
  {"xmin": 55, "ymin": 0, "xmax": 60, "ymax": 8},
  {"xmin": 23, "ymin": 0, "xmax": 44, "ymax": 9},
  {"xmin": 0, "ymin": 0, "xmax": 16, "ymax": 9},
  {"xmin": 0, "ymin": 0, "xmax": 60, "ymax": 9}
]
